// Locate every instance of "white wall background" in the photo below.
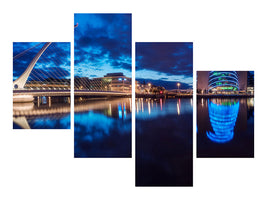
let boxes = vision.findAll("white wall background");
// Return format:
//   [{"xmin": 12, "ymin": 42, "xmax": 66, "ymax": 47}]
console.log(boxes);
[{"xmin": 0, "ymin": 0, "xmax": 266, "ymax": 199}]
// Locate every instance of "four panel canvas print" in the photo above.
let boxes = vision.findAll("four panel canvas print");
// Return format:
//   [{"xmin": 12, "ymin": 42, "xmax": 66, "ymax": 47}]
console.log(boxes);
[{"xmin": 12, "ymin": 13, "xmax": 255, "ymax": 186}]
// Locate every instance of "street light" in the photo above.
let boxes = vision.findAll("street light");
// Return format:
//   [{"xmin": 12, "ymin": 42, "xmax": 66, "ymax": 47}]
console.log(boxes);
[
  {"xmin": 148, "ymin": 83, "xmax": 151, "ymax": 94},
  {"xmin": 177, "ymin": 83, "xmax": 180, "ymax": 93}
]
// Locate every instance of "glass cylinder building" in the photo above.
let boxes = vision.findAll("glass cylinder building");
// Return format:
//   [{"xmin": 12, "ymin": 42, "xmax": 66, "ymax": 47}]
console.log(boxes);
[{"xmin": 208, "ymin": 71, "xmax": 239, "ymax": 94}]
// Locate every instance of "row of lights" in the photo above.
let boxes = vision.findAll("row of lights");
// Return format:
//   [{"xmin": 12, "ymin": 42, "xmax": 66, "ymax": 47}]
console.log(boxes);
[{"xmin": 146, "ymin": 82, "xmax": 181, "ymax": 88}]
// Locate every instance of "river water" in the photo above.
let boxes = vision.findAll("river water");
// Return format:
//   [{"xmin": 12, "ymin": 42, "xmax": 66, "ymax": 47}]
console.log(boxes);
[
  {"xmin": 197, "ymin": 98, "xmax": 254, "ymax": 157},
  {"xmin": 136, "ymin": 98, "xmax": 193, "ymax": 186},
  {"xmin": 74, "ymin": 98, "xmax": 132, "ymax": 158},
  {"xmin": 13, "ymin": 97, "xmax": 70, "ymax": 129}
]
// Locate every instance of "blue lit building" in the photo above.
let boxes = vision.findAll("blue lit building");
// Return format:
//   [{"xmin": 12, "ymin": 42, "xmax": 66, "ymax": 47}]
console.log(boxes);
[
  {"xmin": 207, "ymin": 99, "xmax": 239, "ymax": 143},
  {"xmin": 208, "ymin": 71, "xmax": 239, "ymax": 94},
  {"xmin": 93, "ymin": 73, "xmax": 131, "ymax": 92}
]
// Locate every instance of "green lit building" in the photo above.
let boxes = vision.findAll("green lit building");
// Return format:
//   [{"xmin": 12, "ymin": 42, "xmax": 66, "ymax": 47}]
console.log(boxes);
[{"xmin": 208, "ymin": 71, "xmax": 239, "ymax": 94}]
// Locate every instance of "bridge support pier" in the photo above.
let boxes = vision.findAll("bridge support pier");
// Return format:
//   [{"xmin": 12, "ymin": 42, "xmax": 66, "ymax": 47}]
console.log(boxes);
[
  {"xmin": 37, "ymin": 96, "xmax": 40, "ymax": 107},
  {"xmin": 48, "ymin": 96, "xmax": 51, "ymax": 107}
]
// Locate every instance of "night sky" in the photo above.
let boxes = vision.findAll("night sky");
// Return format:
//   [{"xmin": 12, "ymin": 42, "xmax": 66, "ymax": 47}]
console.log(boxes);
[
  {"xmin": 136, "ymin": 42, "xmax": 193, "ymax": 90},
  {"xmin": 13, "ymin": 42, "xmax": 70, "ymax": 81},
  {"xmin": 74, "ymin": 14, "xmax": 132, "ymax": 78}
]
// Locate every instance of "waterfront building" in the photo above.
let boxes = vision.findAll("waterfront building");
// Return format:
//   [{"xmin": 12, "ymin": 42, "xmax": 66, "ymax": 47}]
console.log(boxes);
[
  {"xmin": 93, "ymin": 73, "xmax": 131, "ymax": 92},
  {"xmin": 247, "ymin": 71, "xmax": 254, "ymax": 95},
  {"xmin": 74, "ymin": 73, "xmax": 131, "ymax": 92},
  {"xmin": 208, "ymin": 71, "xmax": 239, "ymax": 94}
]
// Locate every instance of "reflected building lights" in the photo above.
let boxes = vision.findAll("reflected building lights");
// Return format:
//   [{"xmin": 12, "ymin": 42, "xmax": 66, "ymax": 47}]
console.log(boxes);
[
  {"xmin": 207, "ymin": 99, "xmax": 239, "ymax": 143},
  {"xmin": 48, "ymin": 96, "xmax": 51, "ymax": 107},
  {"xmin": 139, "ymin": 98, "xmax": 142, "ymax": 112},
  {"xmin": 108, "ymin": 103, "xmax": 112, "ymax": 116},
  {"xmin": 118, "ymin": 104, "xmax": 122, "ymax": 119},
  {"xmin": 148, "ymin": 100, "xmax": 151, "ymax": 115},
  {"xmin": 129, "ymin": 98, "xmax": 132, "ymax": 112},
  {"xmin": 247, "ymin": 98, "xmax": 254, "ymax": 107},
  {"xmin": 123, "ymin": 103, "xmax": 127, "ymax": 118},
  {"xmin": 177, "ymin": 100, "xmax": 180, "ymax": 115},
  {"xmin": 141, "ymin": 98, "xmax": 144, "ymax": 112},
  {"xmin": 135, "ymin": 98, "xmax": 193, "ymax": 118}
]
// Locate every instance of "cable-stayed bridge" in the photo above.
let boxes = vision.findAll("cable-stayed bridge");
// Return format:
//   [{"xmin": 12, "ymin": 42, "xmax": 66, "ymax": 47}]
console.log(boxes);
[{"xmin": 13, "ymin": 42, "xmax": 131, "ymax": 102}]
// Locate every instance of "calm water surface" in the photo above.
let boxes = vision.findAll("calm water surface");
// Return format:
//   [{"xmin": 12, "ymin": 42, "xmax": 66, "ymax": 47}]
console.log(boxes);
[
  {"xmin": 13, "ymin": 97, "xmax": 70, "ymax": 129},
  {"xmin": 197, "ymin": 98, "xmax": 254, "ymax": 157},
  {"xmin": 136, "ymin": 98, "xmax": 193, "ymax": 186},
  {"xmin": 74, "ymin": 98, "xmax": 132, "ymax": 158}
]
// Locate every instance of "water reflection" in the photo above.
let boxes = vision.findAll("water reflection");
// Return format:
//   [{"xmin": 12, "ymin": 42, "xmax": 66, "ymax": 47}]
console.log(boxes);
[
  {"xmin": 197, "ymin": 98, "xmax": 254, "ymax": 157},
  {"xmin": 13, "ymin": 97, "xmax": 70, "ymax": 129},
  {"xmin": 207, "ymin": 99, "xmax": 239, "ymax": 143},
  {"xmin": 135, "ymin": 98, "xmax": 192, "ymax": 119},
  {"xmin": 74, "ymin": 98, "xmax": 132, "ymax": 158},
  {"xmin": 136, "ymin": 98, "xmax": 193, "ymax": 186}
]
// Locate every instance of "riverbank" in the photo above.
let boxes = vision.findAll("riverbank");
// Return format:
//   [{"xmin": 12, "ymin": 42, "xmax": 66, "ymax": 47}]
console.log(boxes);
[
  {"xmin": 197, "ymin": 94, "xmax": 254, "ymax": 98},
  {"xmin": 136, "ymin": 93, "xmax": 192, "ymax": 98}
]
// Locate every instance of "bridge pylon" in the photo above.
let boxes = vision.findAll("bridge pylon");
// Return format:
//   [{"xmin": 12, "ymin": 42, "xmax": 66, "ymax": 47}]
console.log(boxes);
[{"xmin": 13, "ymin": 42, "xmax": 52, "ymax": 90}]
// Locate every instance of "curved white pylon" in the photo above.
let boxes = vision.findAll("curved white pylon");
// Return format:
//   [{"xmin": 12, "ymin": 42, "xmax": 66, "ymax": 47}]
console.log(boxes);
[{"xmin": 13, "ymin": 42, "xmax": 52, "ymax": 89}]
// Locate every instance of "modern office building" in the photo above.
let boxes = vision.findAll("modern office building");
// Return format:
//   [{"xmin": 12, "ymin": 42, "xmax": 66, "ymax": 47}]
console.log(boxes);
[
  {"xmin": 90, "ymin": 73, "xmax": 131, "ymax": 92},
  {"xmin": 74, "ymin": 73, "xmax": 132, "ymax": 92}
]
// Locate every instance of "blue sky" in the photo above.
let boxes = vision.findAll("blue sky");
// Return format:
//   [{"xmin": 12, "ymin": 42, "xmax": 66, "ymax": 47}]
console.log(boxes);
[
  {"xmin": 136, "ymin": 42, "xmax": 193, "ymax": 90},
  {"xmin": 74, "ymin": 14, "xmax": 132, "ymax": 78},
  {"xmin": 13, "ymin": 42, "xmax": 70, "ymax": 81}
]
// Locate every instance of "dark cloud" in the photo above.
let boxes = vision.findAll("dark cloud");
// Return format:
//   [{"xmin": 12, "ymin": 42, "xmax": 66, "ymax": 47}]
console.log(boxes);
[
  {"xmin": 111, "ymin": 60, "xmax": 131, "ymax": 70},
  {"xmin": 136, "ymin": 42, "xmax": 193, "ymax": 77},
  {"xmin": 13, "ymin": 42, "xmax": 70, "ymax": 81},
  {"xmin": 74, "ymin": 14, "xmax": 132, "ymax": 73}
]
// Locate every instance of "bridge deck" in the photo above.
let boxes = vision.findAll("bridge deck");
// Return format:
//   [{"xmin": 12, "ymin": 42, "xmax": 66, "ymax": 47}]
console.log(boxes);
[{"xmin": 13, "ymin": 90, "xmax": 131, "ymax": 97}]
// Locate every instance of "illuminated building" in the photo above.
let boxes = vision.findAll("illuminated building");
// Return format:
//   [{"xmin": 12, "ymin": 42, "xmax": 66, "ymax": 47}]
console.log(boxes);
[
  {"xmin": 247, "ymin": 71, "xmax": 254, "ymax": 95},
  {"xmin": 102, "ymin": 73, "xmax": 131, "ymax": 92},
  {"xmin": 80, "ymin": 73, "xmax": 132, "ymax": 92},
  {"xmin": 208, "ymin": 71, "xmax": 239, "ymax": 94},
  {"xmin": 206, "ymin": 99, "xmax": 239, "ymax": 143}
]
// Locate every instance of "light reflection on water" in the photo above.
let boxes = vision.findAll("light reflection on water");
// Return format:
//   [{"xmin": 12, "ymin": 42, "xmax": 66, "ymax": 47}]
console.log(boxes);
[
  {"xmin": 13, "ymin": 97, "xmax": 70, "ymax": 129},
  {"xmin": 197, "ymin": 98, "xmax": 254, "ymax": 157},
  {"xmin": 74, "ymin": 98, "xmax": 132, "ymax": 158},
  {"xmin": 207, "ymin": 99, "xmax": 240, "ymax": 143},
  {"xmin": 136, "ymin": 98, "xmax": 193, "ymax": 119},
  {"xmin": 136, "ymin": 98, "xmax": 193, "ymax": 186}
]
